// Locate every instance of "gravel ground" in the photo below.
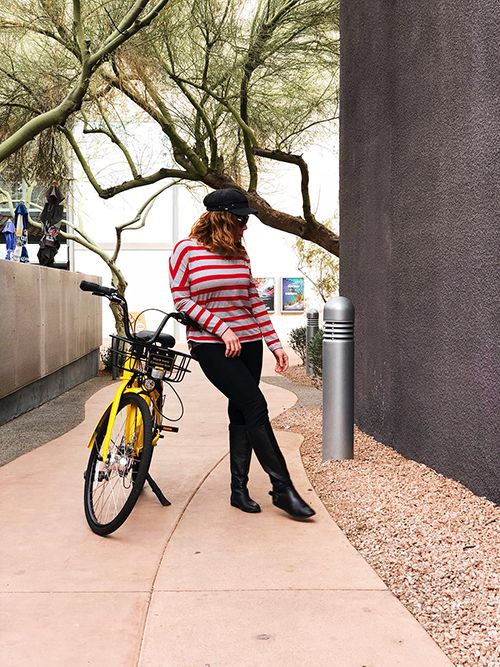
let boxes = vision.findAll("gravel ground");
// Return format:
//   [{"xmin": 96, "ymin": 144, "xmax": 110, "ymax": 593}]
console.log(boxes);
[
  {"xmin": 2, "ymin": 368, "xmax": 497, "ymax": 665},
  {"xmin": 0, "ymin": 375, "xmax": 113, "ymax": 466},
  {"xmin": 262, "ymin": 372, "xmax": 321, "ymax": 408},
  {"xmin": 269, "ymin": 366, "xmax": 499, "ymax": 667}
]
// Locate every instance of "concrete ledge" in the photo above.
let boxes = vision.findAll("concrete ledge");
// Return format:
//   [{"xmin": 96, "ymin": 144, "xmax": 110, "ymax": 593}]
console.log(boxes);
[
  {"xmin": 0, "ymin": 350, "xmax": 99, "ymax": 425},
  {"xmin": 0, "ymin": 262, "xmax": 102, "ymax": 400}
]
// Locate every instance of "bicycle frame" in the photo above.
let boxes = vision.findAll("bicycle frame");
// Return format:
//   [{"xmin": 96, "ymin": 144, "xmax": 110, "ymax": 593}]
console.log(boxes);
[
  {"xmin": 87, "ymin": 351, "xmax": 160, "ymax": 462},
  {"xmin": 81, "ymin": 281, "xmax": 193, "ymax": 463},
  {"xmin": 80, "ymin": 280, "xmax": 194, "ymax": 534}
]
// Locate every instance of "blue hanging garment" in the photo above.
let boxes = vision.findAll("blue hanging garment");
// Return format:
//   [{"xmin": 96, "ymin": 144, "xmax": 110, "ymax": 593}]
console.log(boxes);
[
  {"xmin": 3, "ymin": 218, "xmax": 16, "ymax": 260},
  {"xmin": 13, "ymin": 202, "xmax": 29, "ymax": 263}
]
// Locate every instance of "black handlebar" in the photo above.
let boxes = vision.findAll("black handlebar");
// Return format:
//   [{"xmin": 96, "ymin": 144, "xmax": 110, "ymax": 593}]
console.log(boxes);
[
  {"xmin": 79, "ymin": 280, "xmax": 116, "ymax": 297},
  {"xmin": 79, "ymin": 280, "xmax": 199, "ymax": 343}
]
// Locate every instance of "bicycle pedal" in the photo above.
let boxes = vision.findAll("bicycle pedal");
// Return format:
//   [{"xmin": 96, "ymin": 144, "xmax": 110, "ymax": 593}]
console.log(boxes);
[{"xmin": 159, "ymin": 425, "xmax": 179, "ymax": 433}]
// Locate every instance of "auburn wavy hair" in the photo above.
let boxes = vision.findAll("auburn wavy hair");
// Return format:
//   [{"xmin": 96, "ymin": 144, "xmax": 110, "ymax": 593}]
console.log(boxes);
[{"xmin": 189, "ymin": 211, "xmax": 247, "ymax": 257}]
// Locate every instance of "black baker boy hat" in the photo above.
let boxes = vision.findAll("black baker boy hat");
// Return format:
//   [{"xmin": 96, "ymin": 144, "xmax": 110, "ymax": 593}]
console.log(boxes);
[{"xmin": 203, "ymin": 188, "xmax": 257, "ymax": 217}]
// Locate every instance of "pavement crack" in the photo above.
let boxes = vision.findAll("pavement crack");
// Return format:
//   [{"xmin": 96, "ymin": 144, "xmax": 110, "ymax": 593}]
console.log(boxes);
[{"xmin": 135, "ymin": 450, "xmax": 229, "ymax": 665}]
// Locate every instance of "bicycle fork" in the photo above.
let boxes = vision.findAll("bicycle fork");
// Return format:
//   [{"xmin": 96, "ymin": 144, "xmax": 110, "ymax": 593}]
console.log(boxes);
[{"xmin": 86, "ymin": 386, "xmax": 178, "ymax": 507}]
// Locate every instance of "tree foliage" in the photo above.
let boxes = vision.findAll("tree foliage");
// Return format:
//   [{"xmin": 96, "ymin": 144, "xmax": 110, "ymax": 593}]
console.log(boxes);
[
  {"xmin": 295, "ymin": 219, "xmax": 339, "ymax": 301},
  {"xmin": 0, "ymin": 0, "xmax": 340, "ymax": 254},
  {"xmin": 0, "ymin": 0, "xmax": 174, "ymax": 164}
]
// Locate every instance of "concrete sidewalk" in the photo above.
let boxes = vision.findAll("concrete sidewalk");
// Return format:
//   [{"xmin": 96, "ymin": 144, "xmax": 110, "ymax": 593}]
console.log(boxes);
[{"xmin": 0, "ymin": 356, "xmax": 453, "ymax": 666}]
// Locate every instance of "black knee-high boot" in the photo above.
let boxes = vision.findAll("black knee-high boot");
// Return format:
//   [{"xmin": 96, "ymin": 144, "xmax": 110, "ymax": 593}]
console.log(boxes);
[
  {"xmin": 229, "ymin": 424, "xmax": 261, "ymax": 513},
  {"xmin": 246, "ymin": 421, "xmax": 315, "ymax": 519}
]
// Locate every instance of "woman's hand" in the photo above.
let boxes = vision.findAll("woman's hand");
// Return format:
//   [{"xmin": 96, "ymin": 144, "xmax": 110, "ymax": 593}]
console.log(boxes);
[
  {"xmin": 221, "ymin": 328, "xmax": 241, "ymax": 357},
  {"xmin": 273, "ymin": 348, "xmax": 289, "ymax": 373}
]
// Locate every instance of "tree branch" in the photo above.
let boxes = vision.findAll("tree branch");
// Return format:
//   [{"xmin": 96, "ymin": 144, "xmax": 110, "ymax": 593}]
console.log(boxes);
[
  {"xmin": 82, "ymin": 125, "xmax": 140, "ymax": 179},
  {"xmin": 82, "ymin": 101, "xmax": 139, "ymax": 179},
  {"xmin": 0, "ymin": 20, "xmax": 79, "ymax": 58},
  {"xmin": 0, "ymin": 1, "xmax": 171, "ymax": 163},
  {"xmin": 72, "ymin": 0, "xmax": 90, "ymax": 64},
  {"xmin": 112, "ymin": 180, "xmax": 179, "ymax": 262},
  {"xmin": 0, "ymin": 188, "xmax": 15, "ymax": 216},
  {"xmin": 297, "ymin": 264, "xmax": 327, "ymax": 303},
  {"xmin": 253, "ymin": 147, "xmax": 313, "ymax": 223},
  {"xmin": 141, "ymin": 79, "xmax": 208, "ymax": 176},
  {"xmin": 170, "ymin": 75, "xmax": 258, "ymax": 147},
  {"xmin": 102, "ymin": 168, "xmax": 200, "ymax": 199},
  {"xmin": 104, "ymin": 69, "xmax": 208, "ymax": 176},
  {"xmin": 26, "ymin": 188, "xmax": 127, "ymax": 290},
  {"xmin": 246, "ymin": 189, "xmax": 339, "ymax": 256},
  {"xmin": 1, "ymin": 102, "xmax": 40, "ymax": 115},
  {"xmin": 279, "ymin": 114, "xmax": 339, "ymax": 148},
  {"xmin": 160, "ymin": 41, "xmax": 218, "ymax": 169},
  {"xmin": 238, "ymin": 0, "xmax": 303, "ymax": 189},
  {"xmin": 103, "ymin": 0, "xmax": 150, "ymax": 41},
  {"xmin": 59, "ymin": 125, "xmax": 104, "ymax": 194},
  {"xmin": 0, "ymin": 56, "xmax": 92, "ymax": 163},
  {"xmin": 90, "ymin": 0, "xmax": 172, "ymax": 67},
  {"xmin": 38, "ymin": 0, "xmax": 75, "ymax": 49},
  {"xmin": 0, "ymin": 63, "xmax": 36, "ymax": 100},
  {"xmin": 60, "ymin": 123, "xmax": 198, "ymax": 198}
]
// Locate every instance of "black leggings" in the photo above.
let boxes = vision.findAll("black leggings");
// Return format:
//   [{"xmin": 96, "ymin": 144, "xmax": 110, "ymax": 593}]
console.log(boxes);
[{"xmin": 192, "ymin": 341, "xmax": 268, "ymax": 428}]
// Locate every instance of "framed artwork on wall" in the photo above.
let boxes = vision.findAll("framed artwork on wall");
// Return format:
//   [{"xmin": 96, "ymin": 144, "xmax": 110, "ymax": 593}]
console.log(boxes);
[
  {"xmin": 254, "ymin": 277, "xmax": 275, "ymax": 312},
  {"xmin": 281, "ymin": 277, "xmax": 305, "ymax": 312}
]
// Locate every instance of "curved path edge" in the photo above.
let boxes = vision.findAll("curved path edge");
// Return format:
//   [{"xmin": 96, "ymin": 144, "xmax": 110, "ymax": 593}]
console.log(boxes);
[{"xmin": 0, "ymin": 370, "xmax": 452, "ymax": 666}]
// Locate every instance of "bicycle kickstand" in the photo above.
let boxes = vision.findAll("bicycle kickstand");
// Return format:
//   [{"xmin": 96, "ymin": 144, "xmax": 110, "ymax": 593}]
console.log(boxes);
[{"xmin": 146, "ymin": 473, "xmax": 172, "ymax": 506}]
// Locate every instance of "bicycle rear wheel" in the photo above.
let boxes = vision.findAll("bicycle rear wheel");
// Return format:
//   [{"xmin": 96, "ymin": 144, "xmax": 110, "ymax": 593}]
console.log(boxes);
[{"xmin": 84, "ymin": 392, "xmax": 153, "ymax": 535}]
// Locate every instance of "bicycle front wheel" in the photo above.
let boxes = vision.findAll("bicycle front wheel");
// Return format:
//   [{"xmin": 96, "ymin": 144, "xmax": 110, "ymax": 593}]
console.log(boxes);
[{"xmin": 84, "ymin": 392, "xmax": 153, "ymax": 536}]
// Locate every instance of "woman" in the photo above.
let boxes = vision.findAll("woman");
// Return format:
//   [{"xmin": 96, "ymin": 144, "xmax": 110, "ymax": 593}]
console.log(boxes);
[{"xmin": 169, "ymin": 188, "xmax": 315, "ymax": 519}]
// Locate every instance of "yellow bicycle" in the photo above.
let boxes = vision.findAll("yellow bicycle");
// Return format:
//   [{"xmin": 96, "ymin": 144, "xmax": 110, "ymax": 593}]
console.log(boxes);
[{"xmin": 80, "ymin": 281, "xmax": 193, "ymax": 536}]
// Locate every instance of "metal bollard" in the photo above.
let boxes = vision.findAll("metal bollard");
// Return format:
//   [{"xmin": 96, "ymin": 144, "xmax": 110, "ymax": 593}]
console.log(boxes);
[
  {"xmin": 322, "ymin": 296, "xmax": 355, "ymax": 460},
  {"xmin": 305, "ymin": 309, "xmax": 319, "ymax": 376}
]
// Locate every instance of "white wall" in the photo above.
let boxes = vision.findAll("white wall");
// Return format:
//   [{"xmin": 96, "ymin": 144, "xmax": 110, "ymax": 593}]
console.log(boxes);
[{"xmin": 70, "ymin": 122, "xmax": 339, "ymax": 347}]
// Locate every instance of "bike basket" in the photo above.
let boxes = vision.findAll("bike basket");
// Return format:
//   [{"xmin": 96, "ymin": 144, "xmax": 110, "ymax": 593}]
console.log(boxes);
[
  {"xmin": 109, "ymin": 335, "xmax": 191, "ymax": 383},
  {"xmin": 146, "ymin": 346, "xmax": 191, "ymax": 383}
]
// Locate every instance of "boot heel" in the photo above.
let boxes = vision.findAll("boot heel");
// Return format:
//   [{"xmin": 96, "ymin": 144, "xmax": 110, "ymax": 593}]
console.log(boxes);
[
  {"xmin": 229, "ymin": 425, "xmax": 260, "ymax": 513},
  {"xmin": 231, "ymin": 490, "xmax": 261, "ymax": 513},
  {"xmin": 246, "ymin": 422, "xmax": 315, "ymax": 519},
  {"xmin": 270, "ymin": 488, "xmax": 315, "ymax": 519}
]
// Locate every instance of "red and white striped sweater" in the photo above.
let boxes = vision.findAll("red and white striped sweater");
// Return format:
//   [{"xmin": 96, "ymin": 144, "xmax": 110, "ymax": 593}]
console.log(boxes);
[{"xmin": 168, "ymin": 239, "xmax": 282, "ymax": 351}]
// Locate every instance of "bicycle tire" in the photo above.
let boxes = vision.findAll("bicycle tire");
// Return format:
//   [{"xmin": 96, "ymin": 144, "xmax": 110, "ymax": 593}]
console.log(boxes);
[{"xmin": 84, "ymin": 392, "xmax": 153, "ymax": 536}]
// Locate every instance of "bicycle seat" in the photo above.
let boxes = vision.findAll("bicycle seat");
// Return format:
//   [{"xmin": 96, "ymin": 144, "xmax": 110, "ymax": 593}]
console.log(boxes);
[{"xmin": 136, "ymin": 331, "xmax": 176, "ymax": 348}]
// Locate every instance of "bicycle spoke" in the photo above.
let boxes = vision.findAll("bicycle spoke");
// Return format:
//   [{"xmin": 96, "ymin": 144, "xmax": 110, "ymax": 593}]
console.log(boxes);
[
  {"xmin": 95, "ymin": 468, "xmax": 129, "ymax": 521},
  {"xmin": 89, "ymin": 427, "xmax": 142, "ymax": 519},
  {"xmin": 80, "ymin": 288, "xmax": 187, "ymax": 537},
  {"xmin": 96, "ymin": 474, "xmax": 120, "ymax": 521},
  {"xmin": 84, "ymin": 392, "xmax": 153, "ymax": 534}
]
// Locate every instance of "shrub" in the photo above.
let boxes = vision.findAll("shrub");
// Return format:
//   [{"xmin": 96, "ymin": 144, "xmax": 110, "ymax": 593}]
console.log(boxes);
[
  {"xmin": 307, "ymin": 328, "xmax": 323, "ymax": 378},
  {"xmin": 100, "ymin": 346, "xmax": 114, "ymax": 372},
  {"xmin": 288, "ymin": 326, "xmax": 307, "ymax": 364},
  {"xmin": 100, "ymin": 340, "xmax": 127, "ymax": 374}
]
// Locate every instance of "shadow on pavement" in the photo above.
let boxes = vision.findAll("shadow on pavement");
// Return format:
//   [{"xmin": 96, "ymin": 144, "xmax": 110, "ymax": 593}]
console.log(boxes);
[{"xmin": 0, "ymin": 375, "xmax": 114, "ymax": 466}]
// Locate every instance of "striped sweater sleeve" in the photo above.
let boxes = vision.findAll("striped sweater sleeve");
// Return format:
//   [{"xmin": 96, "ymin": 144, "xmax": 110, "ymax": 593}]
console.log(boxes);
[
  {"xmin": 169, "ymin": 240, "xmax": 229, "ymax": 337},
  {"xmin": 247, "ymin": 262, "xmax": 283, "ymax": 352}
]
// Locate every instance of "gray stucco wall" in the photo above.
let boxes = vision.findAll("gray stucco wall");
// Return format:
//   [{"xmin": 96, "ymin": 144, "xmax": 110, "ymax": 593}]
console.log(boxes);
[
  {"xmin": 339, "ymin": 1, "xmax": 499, "ymax": 502},
  {"xmin": 0, "ymin": 262, "xmax": 102, "ymax": 423}
]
